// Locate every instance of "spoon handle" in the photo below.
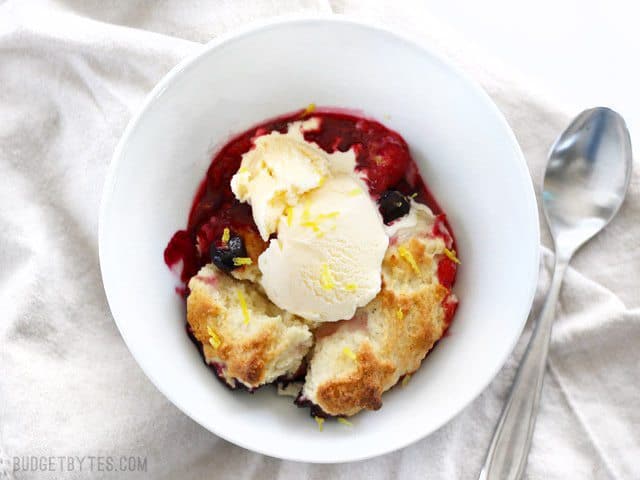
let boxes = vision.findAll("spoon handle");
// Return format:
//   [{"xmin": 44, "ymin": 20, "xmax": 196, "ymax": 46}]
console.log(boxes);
[{"xmin": 478, "ymin": 258, "xmax": 569, "ymax": 480}]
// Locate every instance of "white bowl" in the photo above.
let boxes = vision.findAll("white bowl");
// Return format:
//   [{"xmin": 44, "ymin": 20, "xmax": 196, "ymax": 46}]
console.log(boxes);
[{"xmin": 99, "ymin": 16, "xmax": 539, "ymax": 463}]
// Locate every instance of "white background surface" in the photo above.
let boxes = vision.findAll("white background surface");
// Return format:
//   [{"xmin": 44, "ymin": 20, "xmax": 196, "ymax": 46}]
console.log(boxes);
[{"xmin": 425, "ymin": 0, "xmax": 640, "ymax": 151}]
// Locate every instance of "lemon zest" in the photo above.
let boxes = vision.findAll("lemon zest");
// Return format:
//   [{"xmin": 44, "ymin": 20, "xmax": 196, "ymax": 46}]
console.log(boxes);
[
  {"xmin": 337, "ymin": 417, "xmax": 353, "ymax": 427},
  {"xmin": 348, "ymin": 188, "xmax": 362, "ymax": 196},
  {"xmin": 320, "ymin": 263, "xmax": 335, "ymax": 290},
  {"xmin": 316, "ymin": 212, "xmax": 339, "ymax": 221},
  {"xmin": 402, "ymin": 374, "xmax": 412, "ymax": 387},
  {"xmin": 345, "ymin": 283, "xmax": 357, "ymax": 292},
  {"xmin": 233, "ymin": 257, "xmax": 253, "ymax": 266},
  {"xmin": 221, "ymin": 228, "xmax": 230, "ymax": 244},
  {"xmin": 396, "ymin": 308, "xmax": 404, "ymax": 320},
  {"xmin": 303, "ymin": 211, "xmax": 339, "ymax": 236},
  {"xmin": 301, "ymin": 220, "xmax": 321, "ymax": 232},
  {"xmin": 342, "ymin": 347, "xmax": 357, "ymax": 361},
  {"xmin": 298, "ymin": 209, "xmax": 338, "ymax": 237},
  {"xmin": 444, "ymin": 248, "xmax": 461, "ymax": 264},
  {"xmin": 318, "ymin": 175, "xmax": 326, "ymax": 187},
  {"xmin": 207, "ymin": 326, "xmax": 222, "ymax": 349},
  {"xmin": 285, "ymin": 206, "xmax": 293, "ymax": 226},
  {"xmin": 236, "ymin": 290, "xmax": 250, "ymax": 324},
  {"xmin": 410, "ymin": 192, "xmax": 418, "ymax": 199},
  {"xmin": 238, "ymin": 166, "xmax": 249, "ymax": 174},
  {"xmin": 398, "ymin": 245, "xmax": 420, "ymax": 274},
  {"xmin": 304, "ymin": 103, "xmax": 316, "ymax": 115},
  {"xmin": 302, "ymin": 200, "xmax": 311, "ymax": 221},
  {"xmin": 314, "ymin": 416, "xmax": 324, "ymax": 431}
]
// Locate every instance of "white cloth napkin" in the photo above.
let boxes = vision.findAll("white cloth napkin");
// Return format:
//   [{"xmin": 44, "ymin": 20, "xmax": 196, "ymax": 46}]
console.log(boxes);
[{"xmin": 1, "ymin": 1, "xmax": 638, "ymax": 479}]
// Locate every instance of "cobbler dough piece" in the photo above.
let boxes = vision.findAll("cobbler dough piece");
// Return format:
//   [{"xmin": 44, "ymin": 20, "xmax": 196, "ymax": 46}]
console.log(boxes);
[
  {"xmin": 187, "ymin": 264, "xmax": 313, "ymax": 389},
  {"xmin": 301, "ymin": 211, "xmax": 456, "ymax": 416}
]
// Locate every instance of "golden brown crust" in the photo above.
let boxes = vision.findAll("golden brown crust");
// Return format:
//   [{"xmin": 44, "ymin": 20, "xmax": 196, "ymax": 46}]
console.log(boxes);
[
  {"xmin": 377, "ymin": 237, "xmax": 449, "ymax": 374},
  {"xmin": 187, "ymin": 285, "xmax": 222, "ymax": 345},
  {"xmin": 315, "ymin": 342, "xmax": 395, "ymax": 415}
]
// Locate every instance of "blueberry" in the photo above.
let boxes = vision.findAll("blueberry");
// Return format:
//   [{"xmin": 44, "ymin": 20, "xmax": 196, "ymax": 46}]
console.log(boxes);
[
  {"xmin": 210, "ymin": 233, "xmax": 247, "ymax": 272},
  {"xmin": 227, "ymin": 234, "xmax": 247, "ymax": 257},
  {"xmin": 378, "ymin": 190, "xmax": 410, "ymax": 224},
  {"xmin": 211, "ymin": 248, "xmax": 235, "ymax": 271}
]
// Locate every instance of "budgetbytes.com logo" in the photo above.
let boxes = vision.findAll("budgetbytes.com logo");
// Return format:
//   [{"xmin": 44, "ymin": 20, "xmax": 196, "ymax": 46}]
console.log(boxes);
[{"xmin": 6, "ymin": 455, "xmax": 148, "ymax": 475}]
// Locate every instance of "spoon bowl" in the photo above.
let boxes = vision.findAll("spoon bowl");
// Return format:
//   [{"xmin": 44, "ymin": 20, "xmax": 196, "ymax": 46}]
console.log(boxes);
[{"xmin": 544, "ymin": 107, "xmax": 633, "ymax": 255}]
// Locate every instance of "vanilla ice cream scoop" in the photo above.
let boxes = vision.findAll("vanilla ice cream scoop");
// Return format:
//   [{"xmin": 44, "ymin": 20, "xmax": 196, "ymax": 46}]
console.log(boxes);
[
  {"xmin": 231, "ymin": 119, "xmax": 355, "ymax": 240},
  {"xmin": 259, "ymin": 175, "xmax": 388, "ymax": 322},
  {"xmin": 230, "ymin": 118, "xmax": 388, "ymax": 322}
]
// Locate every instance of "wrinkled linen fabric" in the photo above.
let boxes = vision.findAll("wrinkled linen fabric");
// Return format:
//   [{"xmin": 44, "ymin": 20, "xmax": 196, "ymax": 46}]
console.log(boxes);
[{"xmin": 1, "ymin": 1, "xmax": 638, "ymax": 479}]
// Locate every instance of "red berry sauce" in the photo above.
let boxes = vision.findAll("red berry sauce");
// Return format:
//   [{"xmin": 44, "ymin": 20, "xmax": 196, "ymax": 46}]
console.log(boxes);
[{"xmin": 164, "ymin": 107, "xmax": 458, "ymax": 323}]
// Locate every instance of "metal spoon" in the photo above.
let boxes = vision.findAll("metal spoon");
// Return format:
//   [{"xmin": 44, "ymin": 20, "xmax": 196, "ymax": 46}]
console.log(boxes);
[{"xmin": 478, "ymin": 107, "xmax": 632, "ymax": 480}]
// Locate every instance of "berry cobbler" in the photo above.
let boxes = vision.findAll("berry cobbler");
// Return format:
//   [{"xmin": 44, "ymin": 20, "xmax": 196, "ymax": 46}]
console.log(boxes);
[{"xmin": 165, "ymin": 105, "xmax": 459, "ymax": 419}]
